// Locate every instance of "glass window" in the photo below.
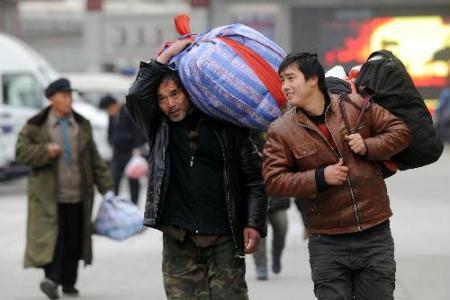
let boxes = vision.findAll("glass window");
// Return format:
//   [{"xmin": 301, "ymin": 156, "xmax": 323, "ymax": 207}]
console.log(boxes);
[{"xmin": 2, "ymin": 73, "xmax": 43, "ymax": 109}]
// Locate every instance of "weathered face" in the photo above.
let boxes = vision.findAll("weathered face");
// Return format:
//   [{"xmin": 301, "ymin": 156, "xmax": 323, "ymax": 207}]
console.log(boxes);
[
  {"xmin": 50, "ymin": 91, "xmax": 73, "ymax": 116},
  {"xmin": 280, "ymin": 64, "xmax": 317, "ymax": 108},
  {"xmin": 157, "ymin": 79, "xmax": 191, "ymax": 122}
]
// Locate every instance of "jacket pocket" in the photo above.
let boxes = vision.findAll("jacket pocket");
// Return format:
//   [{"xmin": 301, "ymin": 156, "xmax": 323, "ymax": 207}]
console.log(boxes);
[
  {"xmin": 292, "ymin": 142, "xmax": 318, "ymax": 169},
  {"xmin": 292, "ymin": 142, "xmax": 317, "ymax": 159}
]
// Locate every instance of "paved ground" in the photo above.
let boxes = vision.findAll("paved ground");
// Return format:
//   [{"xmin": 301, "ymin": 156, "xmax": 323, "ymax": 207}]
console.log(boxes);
[{"xmin": 0, "ymin": 146, "xmax": 449, "ymax": 299}]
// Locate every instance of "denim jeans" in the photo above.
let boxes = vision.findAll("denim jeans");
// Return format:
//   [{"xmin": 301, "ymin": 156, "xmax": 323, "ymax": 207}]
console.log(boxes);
[{"xmin": 308, "ymin": 220, "xmax": 396, "ymax": 300}]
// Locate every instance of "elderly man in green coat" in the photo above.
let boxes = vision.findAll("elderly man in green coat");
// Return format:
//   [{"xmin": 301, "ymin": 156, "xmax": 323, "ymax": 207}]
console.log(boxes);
[{"xmin": 15, "ymin": 78, "xmax": 113, "ymax": 300}]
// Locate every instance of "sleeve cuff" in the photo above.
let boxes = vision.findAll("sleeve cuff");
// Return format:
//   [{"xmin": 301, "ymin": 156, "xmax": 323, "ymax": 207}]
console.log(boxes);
[{"xmin": 315, "ymin": 168, "xmax": 329, "ymax": 193}]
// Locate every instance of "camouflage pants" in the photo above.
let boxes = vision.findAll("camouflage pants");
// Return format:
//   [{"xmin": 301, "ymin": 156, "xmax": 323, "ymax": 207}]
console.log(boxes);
[{"xmin": 162, "ymin": 233, "xmax": 248, "ymax": 300}]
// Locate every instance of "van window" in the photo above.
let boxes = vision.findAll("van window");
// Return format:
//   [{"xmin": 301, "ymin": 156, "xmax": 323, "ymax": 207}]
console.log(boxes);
[{"xmin": 2, "ymin": 73, "xmax": 43, "ymax": 109}]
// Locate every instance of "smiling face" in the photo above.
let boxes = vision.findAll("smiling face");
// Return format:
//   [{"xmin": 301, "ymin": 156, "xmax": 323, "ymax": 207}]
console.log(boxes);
[
  {"xmin": 157, "ymin": 79, "xmax": 192, "ymax": 122},
  {"xmin": 279, "ymin": 64, "xmax": 317, "ymax": 109}
]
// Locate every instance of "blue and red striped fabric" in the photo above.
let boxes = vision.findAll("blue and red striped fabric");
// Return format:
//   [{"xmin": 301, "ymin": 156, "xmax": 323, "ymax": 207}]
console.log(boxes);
[{"xmin": 169, "ymin": 24, "xmax": 286, "ymax": 130}]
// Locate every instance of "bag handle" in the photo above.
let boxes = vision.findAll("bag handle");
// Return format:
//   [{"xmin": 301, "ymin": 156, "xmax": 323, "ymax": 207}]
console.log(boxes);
[{"xmin": 339, "ymin": 93, "xmax": 373, "ymax": 134}]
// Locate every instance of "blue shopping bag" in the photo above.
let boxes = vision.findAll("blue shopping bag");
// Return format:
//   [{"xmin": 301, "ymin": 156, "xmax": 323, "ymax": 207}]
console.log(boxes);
[{"xmin": 94, "ymin": 192, "xmax": 144, "ymax": 241}]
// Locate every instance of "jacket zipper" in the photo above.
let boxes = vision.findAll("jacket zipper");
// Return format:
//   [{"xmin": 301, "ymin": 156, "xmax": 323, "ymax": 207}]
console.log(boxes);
[
  {"xmin": 155, "ymin": 123, "xmax": 167, "ymax": 222},
  {"xmin": 311, "ymin": 201, "xmax": 320, "ymax": 215},
  {"xmin": 192, "ymin": 152, "xmax": 199, "ymax": 233},
  {"xmin": 297, "ymin": 107, "xmax": 362, "ymax": 231},
  {"xmin": 324, "ymin": 108, "xmax": 362, "ymax": 231},
  {"xmin": 215, "ymin": 130, "xmax": 241, "ymax": 257}
]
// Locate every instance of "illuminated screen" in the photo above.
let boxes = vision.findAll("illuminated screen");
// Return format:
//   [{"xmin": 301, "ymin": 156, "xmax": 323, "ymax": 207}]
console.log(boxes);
[
  {"xmin": 321, "ymin": 16, "xmax": 449, "ymax": 89},
  {"xmin": 291, "ymin": 9, "xmax": 450, "ymax": 114}
]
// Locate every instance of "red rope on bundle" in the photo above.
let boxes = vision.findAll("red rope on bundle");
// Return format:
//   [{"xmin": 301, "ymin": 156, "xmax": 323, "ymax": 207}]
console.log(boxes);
[{"xmin": 218, "ymin": 37, "xmax": 286, "ymax": 108}]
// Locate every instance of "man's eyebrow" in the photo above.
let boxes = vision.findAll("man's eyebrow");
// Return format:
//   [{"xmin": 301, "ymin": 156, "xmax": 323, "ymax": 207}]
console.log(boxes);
[
  {"xmin": 157, "ymin": 87, "xmax": 179, "ymax": 97},
  {"xmin": 281, "ymin": 72, "xmax": 295, "ymax": 76}
]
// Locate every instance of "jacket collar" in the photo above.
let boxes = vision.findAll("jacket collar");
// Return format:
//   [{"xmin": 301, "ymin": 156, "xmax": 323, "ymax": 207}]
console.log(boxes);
[
  {"xmin": 27, "ymin": 106, "xmax": 87, "ymax": 126},
  {"xmin": 27, "ymin": 106, "xmax": 91, "ymax": 152},
  {"xmin": 295, "ymin": 93, "xmax": 338, "ymax": 126},
  {"xmin": 48, "ymin": 110, "xmax": 77, "ymax": 128}
]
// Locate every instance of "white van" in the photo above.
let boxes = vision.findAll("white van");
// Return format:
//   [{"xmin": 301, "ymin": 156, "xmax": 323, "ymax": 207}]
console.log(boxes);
[
  {"xmin": 0, "ymin": 33, "xmax": 111, "ymax": 177},
  {"xmin": 62, "ymin": 72, "xmax": 133, "ymax": 107}
]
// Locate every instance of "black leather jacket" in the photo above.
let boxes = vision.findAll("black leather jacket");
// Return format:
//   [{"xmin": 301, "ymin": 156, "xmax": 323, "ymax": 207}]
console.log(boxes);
[{"xmin": 126, "ymin": 61, "xmax": 267, "ymax": 256}]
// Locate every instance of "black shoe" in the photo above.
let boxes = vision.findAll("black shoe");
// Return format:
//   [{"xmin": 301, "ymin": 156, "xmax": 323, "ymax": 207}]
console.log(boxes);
[
  {"xmin": 272, "ymin": 256, "xmax": 281, "ymax": 274},
  {"xmin": 40, "ymin": 278, "xmax": 59, "ymax": 299},
  {"xmin": 62, "ymin": 286, "xmax": 79, "ymax": 297}
]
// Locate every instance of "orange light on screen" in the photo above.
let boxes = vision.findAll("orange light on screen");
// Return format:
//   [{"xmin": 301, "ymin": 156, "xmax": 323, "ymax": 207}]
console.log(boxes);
[
  {"xmin": 370, "ymin": 16, "xmax": 450, "ymax": 87},
  {"xmin": 325, "ymin": 16, "xmax": 450, "ymax": 88}
]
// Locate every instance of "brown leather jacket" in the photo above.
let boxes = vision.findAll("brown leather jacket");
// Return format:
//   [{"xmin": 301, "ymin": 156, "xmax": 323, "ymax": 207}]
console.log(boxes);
[{"xmin": 263, "ymin": 94, "xmax": 412, "ymax": 235}]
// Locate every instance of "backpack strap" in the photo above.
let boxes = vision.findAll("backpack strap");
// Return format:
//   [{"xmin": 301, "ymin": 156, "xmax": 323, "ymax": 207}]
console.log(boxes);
[{"xmin": 338, "ymin": 93, "xmax": 373, "ymax": 134}]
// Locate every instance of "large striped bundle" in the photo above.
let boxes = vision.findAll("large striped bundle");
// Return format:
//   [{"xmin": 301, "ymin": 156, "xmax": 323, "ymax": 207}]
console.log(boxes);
[{"xmin": 169, "ymin": 23, "xmax": 286, "ymax": 130}]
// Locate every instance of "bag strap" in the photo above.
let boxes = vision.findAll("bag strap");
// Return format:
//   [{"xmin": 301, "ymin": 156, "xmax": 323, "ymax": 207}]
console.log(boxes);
[{"xmin": 339, "ymin": 93, "xmax": 373, "ymax": 134}]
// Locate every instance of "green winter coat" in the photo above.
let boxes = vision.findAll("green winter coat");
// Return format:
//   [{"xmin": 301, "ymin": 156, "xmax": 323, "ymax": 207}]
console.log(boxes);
[{"xmin": 15, "ymin": 106, "xmax": 113, "ymax": 268}]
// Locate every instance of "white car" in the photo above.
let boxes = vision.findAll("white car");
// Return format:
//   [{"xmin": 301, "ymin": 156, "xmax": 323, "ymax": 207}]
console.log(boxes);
[{"xmin": 0, "ymin": 33, "xmax": 111, "ymax": 177}]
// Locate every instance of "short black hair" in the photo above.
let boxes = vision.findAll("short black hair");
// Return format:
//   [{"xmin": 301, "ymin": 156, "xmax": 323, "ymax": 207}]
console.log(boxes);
[
  {"xmin": 279, "ymin": 52, "xmax": 328, "ymax": 96},
  {"xmin": 159, "ymin": 70, "xmax": 188, "ymax": 96},
  {"xmin": 99, "ymin": 94, "xmax": 118, "ymax": 110}
]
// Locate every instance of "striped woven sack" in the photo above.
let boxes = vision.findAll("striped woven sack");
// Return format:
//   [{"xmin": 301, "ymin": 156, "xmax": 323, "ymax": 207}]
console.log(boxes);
[
  {"xmin": 94, "ymin": 192, "xmax": 144, "ymax": 241},
  {"xmin": 168, "ymin": 15, "xmax": 286, "ymax": 130}
]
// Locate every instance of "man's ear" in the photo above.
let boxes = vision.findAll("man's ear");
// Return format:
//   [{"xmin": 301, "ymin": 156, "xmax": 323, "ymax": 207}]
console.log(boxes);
[{"xmin": 308, "ymin": 76, "xmax": 319, "ymax": 87}]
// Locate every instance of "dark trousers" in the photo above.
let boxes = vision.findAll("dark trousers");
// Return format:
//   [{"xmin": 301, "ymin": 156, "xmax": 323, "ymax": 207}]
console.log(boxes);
[
  {"xmin": 308, "ymin": 221, "xmax": 396, "ymax": 300},
  {"xmin": 44, "ymin": 202, "xmax": 83, "ymax": 288},
  {"xmin": 253, "ymin": 209, "xmax": 288, "ymax": 271},
  {"xmin": 111, "ymin": 155, "xmax": 140, "ymax": 205}
]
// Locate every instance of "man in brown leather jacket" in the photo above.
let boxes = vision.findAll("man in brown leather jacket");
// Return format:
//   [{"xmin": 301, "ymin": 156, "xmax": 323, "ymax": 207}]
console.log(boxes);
[{"xmin": 263, "ymin": 52, "xmax": 411, "ymax": 300}]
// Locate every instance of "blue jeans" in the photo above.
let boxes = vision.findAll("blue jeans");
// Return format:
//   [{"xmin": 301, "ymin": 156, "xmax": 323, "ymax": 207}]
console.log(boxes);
[{"xmin": 308, "ymin": 220, "xmax": 396, "ymax": 300}]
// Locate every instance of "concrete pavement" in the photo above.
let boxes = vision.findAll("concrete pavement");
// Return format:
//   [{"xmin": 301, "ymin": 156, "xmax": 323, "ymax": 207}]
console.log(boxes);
[{"xmin": 0, "ymin": 147, "xmax": 449, "ymax": 299}]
